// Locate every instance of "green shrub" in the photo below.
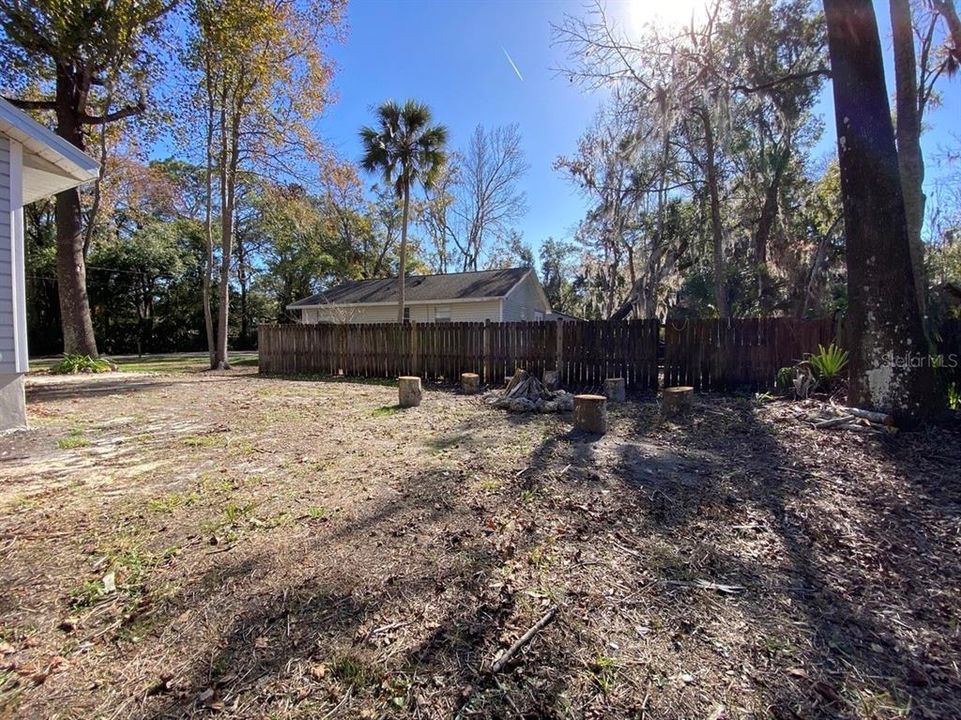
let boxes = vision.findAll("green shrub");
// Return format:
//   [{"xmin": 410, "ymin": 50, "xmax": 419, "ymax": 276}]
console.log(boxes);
[
  {"xmin": 775, "ymin": 366, "xmax": 795, "ymax": 389},
  {"xmin": 50, "ymin": 354, "xmax": 114, "ymax": 375},
  {"xmin": 948, "ymin": 383, "xmax": 960, "ymax": 412},
  {"xmin": 805, "ymin": 343, "xmax": 849, "ymax": 385}
]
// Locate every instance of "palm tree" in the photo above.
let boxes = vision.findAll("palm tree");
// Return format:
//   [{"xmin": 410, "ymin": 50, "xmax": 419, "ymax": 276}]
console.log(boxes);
[{"xmin": 360, "ymin": 100, "xmax": 448, "ymax": 322}]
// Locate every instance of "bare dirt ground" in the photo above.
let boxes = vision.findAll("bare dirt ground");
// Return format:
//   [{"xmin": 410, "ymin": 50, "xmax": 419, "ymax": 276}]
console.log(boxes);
[{"xmin": 1, "ymin": 369, "xmax": 960, "ymax": 719}]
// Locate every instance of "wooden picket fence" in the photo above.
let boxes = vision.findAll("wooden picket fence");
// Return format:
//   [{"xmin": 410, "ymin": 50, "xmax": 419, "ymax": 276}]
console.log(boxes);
[
  {"xmin": 259, "ymin": 320, "xmax": 659, "ymax": 390},
  {"xmin": 663, "ymin": 317, "xmax": 838, "ymax": 391},
  {"xmin": 259, "ymin": 317, "xmax": 961, "ymax": 393},
  {"xmin": 558, "ymin": 320, "xmax": 660, "ymax": 390}
]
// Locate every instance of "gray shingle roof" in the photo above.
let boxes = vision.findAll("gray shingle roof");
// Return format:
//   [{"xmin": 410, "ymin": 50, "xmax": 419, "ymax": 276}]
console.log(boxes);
[{"xmin": 289, "ymin": 268, "xmax": 532, "ymax": 307}]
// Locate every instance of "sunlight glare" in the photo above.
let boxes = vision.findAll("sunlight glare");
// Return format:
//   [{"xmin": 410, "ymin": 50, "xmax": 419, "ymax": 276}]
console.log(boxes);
[{"xmin": 627, "ymin": 0, "xmax": 705, "ymax": 33}]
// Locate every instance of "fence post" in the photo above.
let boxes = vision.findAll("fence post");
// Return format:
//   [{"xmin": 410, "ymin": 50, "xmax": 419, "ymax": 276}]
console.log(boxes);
[
  {"xmin": 483, "ymin": 320, "xmax": 491, "ymax": 385},
  {"xmin": 555, "ymin": 319, "xmax": 564, "ymax": 373},
  {"xmin": 411, "ymin": 321, "xmax": 419, "ymax": 377}
]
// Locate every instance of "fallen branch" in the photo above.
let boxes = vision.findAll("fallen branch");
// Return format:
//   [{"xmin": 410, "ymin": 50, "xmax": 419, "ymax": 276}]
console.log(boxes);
[
  {"xmin": 490, "ymin": 605, "xmax": 558, "ymax": 673},
  {"xmin": 812, "ymin": 416, "xmax": 851, "ymax": 429},
  {"xmin": 800, "ymin": 402, "xmax": 897, "ymax": 434},
  {"xmin": 664, "ymin": 579, "xmax": 745, "ymax": 594},
  {"xmin": 846, "ymin": 406, "xmax": 895, "ymax": 426}
]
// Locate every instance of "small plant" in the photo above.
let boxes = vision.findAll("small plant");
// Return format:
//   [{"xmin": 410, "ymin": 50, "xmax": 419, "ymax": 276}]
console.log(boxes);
[
  {"xmin": 479, "ymin": 478, "xmax": 502, "ymax": 492},
  {"xmin": 805, "ymin": 342, "xmax": 849, "ymax": 386},
  {"xmin": 948, "ymin": 383, "xmax": 960, "ymax": 411},
  {"xmin": 371, "ymin": 405, "xmax": 400, "ymax": 417},
  {"xmin": 590, "ymin": 655, "xmax": 619, "ymax": 693},
  {"xmin": 50, "ymin": 354, "xmax": 114, "ymax": 375},
  {"xmin": 182, "ymin": 434, "xmax": 221, "ymax": 448},
  {"xmin": 147, "ymin": 492, "xmax": 197, "ymax": 514},
  {"xmin": 527, "ymin": 542, "xmax": 555, "ymax": 569},
  {"xmin": 775, "ymin": 366, "xmax": 795, "ymax": 389},
  {"xmin": 57, "ymin": 429, "xmax": 89, "ymax": 450},
  {"xmin": 223, "ymin": 500, "xmax": 254, "ymax": 524},
  {"xmin": 330, "ymin": 654, "xmax": 372, "ymax": 688},
  {"xmin": 69, "ymin": 579, "xmax": 104, "ymax": 609},
  {"xmin": 306, "ymin": 505, "xmax": 329, "ymax": 519}
]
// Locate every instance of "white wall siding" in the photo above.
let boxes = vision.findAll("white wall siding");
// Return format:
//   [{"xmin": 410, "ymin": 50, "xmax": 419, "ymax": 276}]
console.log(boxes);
[
  {"xmin": 303, "ymin": 299, "xmax": 503, "ymax": 324},
  {"xmin": 501, "ymin": 273, "xmax": 551, "ymax": 321}
]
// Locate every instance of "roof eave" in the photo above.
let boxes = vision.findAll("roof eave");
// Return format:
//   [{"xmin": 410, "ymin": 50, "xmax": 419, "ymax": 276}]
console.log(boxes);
[
  {"xmin": 0, "ymin": 98, "xmax": 100, "ymax": 191},
  {"xmin": 287, "ymin": 296, "xmax": 506, "ymax": 310}
]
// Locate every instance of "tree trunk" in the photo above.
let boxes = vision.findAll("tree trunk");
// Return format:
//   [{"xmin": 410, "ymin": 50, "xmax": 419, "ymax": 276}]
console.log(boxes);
[
  {"xmin": 215, "ymin": 200, "xmax": 232, "ymax": 369},
  {"xmin": 54, "ymin": 71, "xmax": 98, "ymax": 357},
  {"xmin": 702, "ymin": 110, "xmax": 728, "ymax": 318},
  {"xmin": 890, "ymin": 0, "xmax": 928, "ymax": 320},
  {"xmin": 214, "ymin": 104, "xmax": 238, "ymax": 370},
  {"xmin": 236, "ymin": 233, "xmax": 249, "ymax": 347},
  {"xmin": 824, "ymin": 0, "xmax": 941, "ymax": 423},
  {"xmin": 397, "ymin": 184, "xmax": 410, "ymax": 323},
  {"xmin": 203, "ymin": 55, "xmax": 216, "ymax": 368},
  {"xmin": 754, "ymin": 145, "xmax": 788, "ymax": 307},
  {"xmin": 796, "ymin": 215, "xmax": 842, "ymax": 317}
]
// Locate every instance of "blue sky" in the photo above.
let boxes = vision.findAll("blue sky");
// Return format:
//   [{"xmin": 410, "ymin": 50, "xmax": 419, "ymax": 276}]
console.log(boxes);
[
  {"xmin": 319, "ymin": 0, "xmax": 605, "ymax": 250},
  {"xmin": 313, "ymin": 0, "xmax": 959, "ymax": 253}
]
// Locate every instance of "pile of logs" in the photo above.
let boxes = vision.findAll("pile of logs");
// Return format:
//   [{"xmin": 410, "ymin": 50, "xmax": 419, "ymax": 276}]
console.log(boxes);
[
  {"xmin": 484, "ymin": 368, "xmax": 575, "ymax": 413},
  {"xmin": 799, "ymin": 402, "xmax": 896, "ymax": 434}
]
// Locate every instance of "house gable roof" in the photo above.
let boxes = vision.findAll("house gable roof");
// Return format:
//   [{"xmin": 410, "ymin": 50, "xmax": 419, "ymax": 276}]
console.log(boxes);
[
  {"xmin": 0, "ymin": 97, "xmax": 100, "ymax": 204},
  {"xmin": 290, "ymin": 267, "xmax": 535, "ymax": 308}
]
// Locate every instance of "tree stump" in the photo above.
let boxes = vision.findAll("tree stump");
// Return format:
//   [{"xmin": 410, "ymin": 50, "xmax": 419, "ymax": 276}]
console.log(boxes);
[
  {"xmin": 461, "ymin": 372, "xmax": 480, "ymax": 395},
  {"xmin": 574, "ymin": 394, "xmax": 608, "ymax": 434},
  {"xmin": 398, "ymin": 376, "xmax": 423, "ymax": 408},
  {"xmin": 603, "ymin": 377, "xmax": 626, "ymax": 402},
  {"xmin": 543, "ymin": 370, "xmax": 560, "ymax": 391},
  {"xmin": 661, "ymin": 386, "xmax": 693, "ymax": 418}
]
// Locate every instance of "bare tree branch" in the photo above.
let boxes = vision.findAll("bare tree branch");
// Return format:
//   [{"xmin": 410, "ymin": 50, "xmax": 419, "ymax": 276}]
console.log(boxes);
[{"xmin": 3, "ymin": 96, "xmax": 57, "ymax": 111}]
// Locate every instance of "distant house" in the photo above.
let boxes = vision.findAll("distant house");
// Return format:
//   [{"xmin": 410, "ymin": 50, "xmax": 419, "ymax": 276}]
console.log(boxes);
[
  {"xmin": 1, "ymin": 98, "xmax": 99, "ymax": 431},
  {"xmin": 289, "ymin": 267, "xmax": 552, "ymax": 324}
]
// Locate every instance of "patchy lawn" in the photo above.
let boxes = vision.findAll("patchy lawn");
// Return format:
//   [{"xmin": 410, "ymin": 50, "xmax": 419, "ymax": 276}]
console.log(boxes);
[{"xmin": 1, "ymin": 368, "xmax": 959, "ymax": 719}]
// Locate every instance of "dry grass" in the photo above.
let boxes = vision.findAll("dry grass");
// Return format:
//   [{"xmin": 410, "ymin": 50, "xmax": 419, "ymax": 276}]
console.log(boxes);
[{"xmin": 0, "ymin": 369, "xmax": 959, "ymax": 719}]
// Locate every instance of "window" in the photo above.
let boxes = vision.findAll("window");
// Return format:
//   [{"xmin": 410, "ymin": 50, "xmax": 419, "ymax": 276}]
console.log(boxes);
[
  {"xmin": 403, "ymin": 307, "xmax": 410, "ymax": 323},
  {"xmin": 435, "ymin": 306, "xmax": 451, "ymax": 323},
  {"xmin": 534, "ymin": 310, "xmax": 544, "ymax": 322}
]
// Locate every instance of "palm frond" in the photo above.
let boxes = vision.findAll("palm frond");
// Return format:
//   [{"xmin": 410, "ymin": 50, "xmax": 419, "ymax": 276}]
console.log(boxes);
[{"xmin": 359, "ymin": 99, "xmax": 449, "ymax": 197}]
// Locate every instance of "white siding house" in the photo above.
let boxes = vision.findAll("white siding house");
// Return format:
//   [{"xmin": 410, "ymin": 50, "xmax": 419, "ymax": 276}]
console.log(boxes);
[
  {"xmin": 0, "ymin": 98, "xmax": 99, "ymax": 431},
  {"xmin": 290, "ymin": 268, "xmax": 552, "ymax": 324}
]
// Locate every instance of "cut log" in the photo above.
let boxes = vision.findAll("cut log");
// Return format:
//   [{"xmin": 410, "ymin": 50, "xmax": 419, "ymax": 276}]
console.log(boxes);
[
  {"xmin": 574, "ymin": 394, "xmax": 608, "ymax": 434},
  {"xmin": 603, "ymin": 377, "xmax": 626, "ymax": 402},
  {"xmin": 847, "ymin": 406, "xmax": 895, "ymax": 426},
  {"xmin": 461, "ymin": 373, "xmax": 480, "ymax": 395},
  {"xmin": 504, "ymin": 368, "xmax": 529, "ymax": 395},
  {"xmin": 662, "ymin": 386, "xmax": 693, "ymax": 418},
  {"xmin": 543, "ymin": 369, "xmax": 559, "ymax": 391},
  {"xmin": 398, "ymin": 376, "xmax": 422, "ymax": 408}
]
